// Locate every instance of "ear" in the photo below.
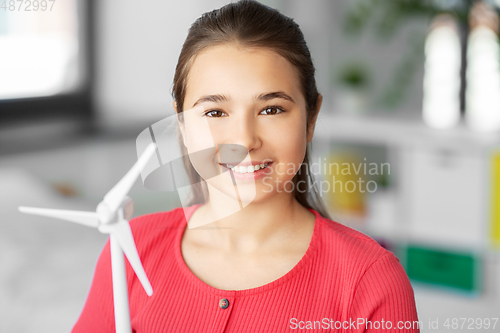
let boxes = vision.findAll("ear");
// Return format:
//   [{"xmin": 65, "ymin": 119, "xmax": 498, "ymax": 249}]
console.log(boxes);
[
  {"xmin": 173, "ymin": 100, "xmax": 187, "ymax": 148},
  {"xmin": 306, "ymin": 94, "xmax": 322, "ymax": 144}
]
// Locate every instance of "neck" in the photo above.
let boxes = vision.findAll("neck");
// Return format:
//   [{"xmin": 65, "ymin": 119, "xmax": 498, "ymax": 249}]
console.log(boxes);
[{"xmin": 190, "ymin": 185, "xmax": 312, "ymax": 254}]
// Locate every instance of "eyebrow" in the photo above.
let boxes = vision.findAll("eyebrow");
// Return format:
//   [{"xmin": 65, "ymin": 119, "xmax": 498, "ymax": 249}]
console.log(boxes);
[
  {"xmin": 257, "ymin": 91, "xmax": 295, "ymax": 103},
  {"xmin": 192, "ymin": 94, "xmax": 228, "ymax": 107},
  {"xmin": 192, "ymin": 91, "xmax": 295, "ymax": 107}
]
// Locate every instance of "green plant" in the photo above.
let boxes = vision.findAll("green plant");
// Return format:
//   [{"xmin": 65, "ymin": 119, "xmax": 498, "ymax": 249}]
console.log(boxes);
[
  {"xmin": 337, "ymin": 62, "xmax": 370, "ymax": 88},
  {"xmin": 344, "ymin": 0, "xmax": 476, "ymax": 39},
  {"xmin": 341, "ymin": 0, "xmax": 495, "ymax": 109}
]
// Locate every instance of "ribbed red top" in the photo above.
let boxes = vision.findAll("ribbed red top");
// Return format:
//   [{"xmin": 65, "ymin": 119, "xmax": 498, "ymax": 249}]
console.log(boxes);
[{"xmin": 72, "ymin": 204, "xmax": 420, "ymax": 332}]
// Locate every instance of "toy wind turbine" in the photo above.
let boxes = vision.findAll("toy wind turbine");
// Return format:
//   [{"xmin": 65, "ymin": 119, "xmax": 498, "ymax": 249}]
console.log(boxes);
[{"xmin": 18, "ymin": 142, "xmax": 158, "ymax": 333}]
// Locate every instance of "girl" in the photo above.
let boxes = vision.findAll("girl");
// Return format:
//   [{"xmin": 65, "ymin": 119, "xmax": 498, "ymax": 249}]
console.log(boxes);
[{"xmin": 73, "ymin": 1, "xmax": 420, "ymax": 332}]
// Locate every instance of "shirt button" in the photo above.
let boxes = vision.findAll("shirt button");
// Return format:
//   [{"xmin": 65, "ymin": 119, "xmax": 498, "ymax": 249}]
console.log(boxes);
[{"xmin": 219, "ymin": 298, "xmax": 229, "ymax": 309}]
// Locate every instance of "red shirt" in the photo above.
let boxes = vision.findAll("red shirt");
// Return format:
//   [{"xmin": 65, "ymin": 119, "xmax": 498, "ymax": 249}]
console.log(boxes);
[{"xmin": 72, "ymin": 204, "xmax": 420, "ymax": 332}]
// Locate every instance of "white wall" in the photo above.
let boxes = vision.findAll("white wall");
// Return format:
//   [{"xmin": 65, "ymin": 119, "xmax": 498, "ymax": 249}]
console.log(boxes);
[{"xmin": 94, "ymin": 0, "xmax": 229, "ymax": 128}]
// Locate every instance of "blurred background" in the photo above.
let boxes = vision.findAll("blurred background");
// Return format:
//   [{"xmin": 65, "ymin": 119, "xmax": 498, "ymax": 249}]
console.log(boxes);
[{"xmin": 1, "ymin": 0, "xmax": 500, "ymax": 331}]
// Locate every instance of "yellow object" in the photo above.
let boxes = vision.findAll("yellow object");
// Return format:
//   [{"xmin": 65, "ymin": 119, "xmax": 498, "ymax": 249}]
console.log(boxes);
[
  {"xmin": 324, "ymin": 152, "xmax": 366, "ymax": 218},
  {"xmin": 491, "ymin": 151, "xmax": 500, "ymax": 247}
]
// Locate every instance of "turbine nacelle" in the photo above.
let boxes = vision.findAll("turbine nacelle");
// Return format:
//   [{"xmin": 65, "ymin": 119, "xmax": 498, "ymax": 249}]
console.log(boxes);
[{"xmin": 96, "ymin": 196, "xmax": 134, "ymax": 228}]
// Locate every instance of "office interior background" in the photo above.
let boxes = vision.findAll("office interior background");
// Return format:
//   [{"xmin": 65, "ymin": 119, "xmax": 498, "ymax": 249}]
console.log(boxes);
[{"xmin": 1, "ymin": 0, "xmax": 500, "ymax": 331}]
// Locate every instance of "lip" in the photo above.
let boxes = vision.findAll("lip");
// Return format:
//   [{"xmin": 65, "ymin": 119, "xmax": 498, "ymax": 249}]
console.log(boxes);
[
  {"xmin": 220, "ymin": 161, "xmax": 272, "ymax": 167},
  {"xmin": 219, "ymin": 162, "xmax": 273, "ymax": 181}
]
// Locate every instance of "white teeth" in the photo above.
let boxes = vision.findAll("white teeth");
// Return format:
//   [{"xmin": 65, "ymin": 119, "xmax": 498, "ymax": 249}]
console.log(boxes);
[
  {"xmin": 229, "ymin": 163, "xmax": 269, "ymax": 174},
  {"xmin": 233, "ymin": 166, "xmax": 247, "ymax": 173}
]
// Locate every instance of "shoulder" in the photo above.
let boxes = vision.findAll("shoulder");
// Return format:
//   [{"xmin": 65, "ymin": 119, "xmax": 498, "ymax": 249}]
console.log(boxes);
[
  {"xmin": 312, "ymin": 212, "xmax": 400, "ymax": 287},
  {"xmin": 315, "ymin": 213, "xmax": 391, "ymax": 265},
  {"xmin": 313, "ymin": 213, "xmax": 418, "ymax": 321},
  {"xmin": 127, "ymin": 205, "xmax": 192, "ymax": 246}
]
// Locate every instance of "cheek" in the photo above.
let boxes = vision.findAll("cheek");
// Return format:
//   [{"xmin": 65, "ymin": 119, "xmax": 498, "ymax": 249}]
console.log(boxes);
[
  {"xmin": 182, "ymin": 118, "xmax": 222, "ymax": 181},
  {"xmin": 184, "ymin": 117, "xmax": 213, "ymax": 150},
  {"xmin": 269, "ymin": 120, "xmax": 308, "ymax": 177}
]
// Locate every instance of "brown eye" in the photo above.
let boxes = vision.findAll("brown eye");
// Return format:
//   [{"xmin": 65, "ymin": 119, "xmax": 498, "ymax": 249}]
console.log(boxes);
[
  {"xmin": 260, "ymin": 106, "xmax": 285, "ymax": 115},
  {"xmin": 204, "ymin": 110, "xmax": 227, "ymax": 117}
]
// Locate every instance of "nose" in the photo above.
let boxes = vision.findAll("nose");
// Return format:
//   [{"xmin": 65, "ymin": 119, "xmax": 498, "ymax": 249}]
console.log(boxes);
[{"xmin": 229, "ymin": 112, "xmax": 262, "ymax": 154}]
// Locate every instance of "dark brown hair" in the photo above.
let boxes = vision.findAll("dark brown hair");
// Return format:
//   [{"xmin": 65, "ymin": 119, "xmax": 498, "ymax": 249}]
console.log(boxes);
[{"xmin": 172, "ymin": 0, "xmax": 330, "ymax": 219}]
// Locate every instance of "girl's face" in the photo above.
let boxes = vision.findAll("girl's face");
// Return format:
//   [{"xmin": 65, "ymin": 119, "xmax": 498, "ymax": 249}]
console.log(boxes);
[{"xmin": 176, "ymin": 44, "xmax": 318, "ymax": 205}]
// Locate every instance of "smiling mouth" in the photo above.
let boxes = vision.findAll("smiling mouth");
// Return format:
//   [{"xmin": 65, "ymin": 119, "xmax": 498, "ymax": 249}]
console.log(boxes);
[{"xmin": 220, "ymin": 162, "xmax": 272, "ymax": 174}]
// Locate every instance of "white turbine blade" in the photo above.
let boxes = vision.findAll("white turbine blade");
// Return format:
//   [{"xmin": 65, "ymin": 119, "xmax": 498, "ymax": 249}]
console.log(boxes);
[
  {"xmin": 103, "ymin": 142, "xmax": 157, "ymax": 213},
  {"xmin": 18, "ymin": 206, "xmax": 100, "ymax": 228},
  {"xmin": 111, "ymin": 220, "xmax": 153, "ymax": 296}
]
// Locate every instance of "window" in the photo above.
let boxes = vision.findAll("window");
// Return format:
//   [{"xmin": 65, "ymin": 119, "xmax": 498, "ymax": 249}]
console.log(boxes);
[{"xmin": 0, "ymin": 0, "xmax": 93, "ymax": 124}]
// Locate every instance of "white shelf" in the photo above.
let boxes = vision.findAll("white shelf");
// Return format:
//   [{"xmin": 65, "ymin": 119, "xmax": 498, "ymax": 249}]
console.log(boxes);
[{"xmin": 314, "ymin": 112, "xmax": 500, "ymax": 152}]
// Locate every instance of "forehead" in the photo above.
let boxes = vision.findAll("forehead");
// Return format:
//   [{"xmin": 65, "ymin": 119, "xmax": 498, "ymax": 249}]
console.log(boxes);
[{"xmin": 184, "ymin": 44, "xmax": 304, "ymax": 107}]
